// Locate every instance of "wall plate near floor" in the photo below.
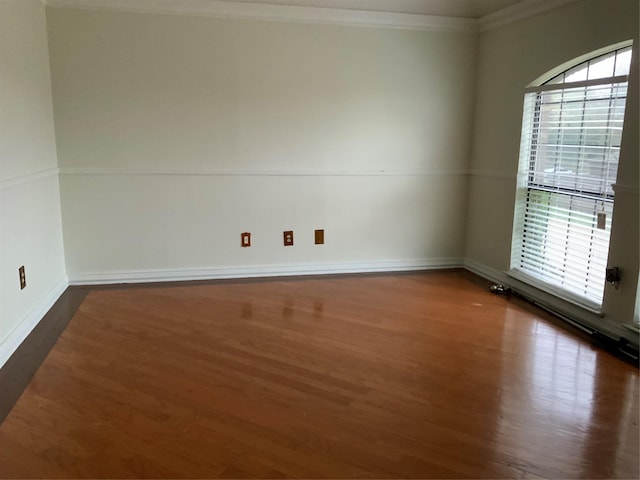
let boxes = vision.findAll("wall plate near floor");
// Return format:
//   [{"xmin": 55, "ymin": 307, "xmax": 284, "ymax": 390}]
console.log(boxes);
[
  {"xmin": 284, "ymin": 231, "xmax": 294, "ymax": 246},
  {"xmin": 18, "ymin": 266, "xmax": 26, "ymax": 290},
  {"xmin": 315, "ymin": 229, "xmax": 324, "ymax": 245}
]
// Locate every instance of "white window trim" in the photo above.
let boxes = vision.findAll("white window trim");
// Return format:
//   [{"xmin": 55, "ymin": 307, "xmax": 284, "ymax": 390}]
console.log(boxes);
[
  {"xmin": 506, "ymin": 269, "xmax": 604, "ymax": 315},
  {"xmin": 510, "ymin": 43, "xmax": 633, "ymax": 312},
  {"xmin": 523, "ymin": 74, "xmax": 628, "ymax": 94}
]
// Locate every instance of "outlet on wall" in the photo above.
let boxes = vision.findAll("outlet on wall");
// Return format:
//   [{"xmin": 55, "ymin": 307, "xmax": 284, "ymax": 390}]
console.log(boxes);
[
  {"xmin": 241, "ymin": 232, "xmax": 251, "ymax": 247},
  {"xmin": 284, "ymin": 231, "xmax": 294, "ymax": 246},
  {"xmin": 19, "ymin": 266, "xmax": 26, "ymax": 290}
]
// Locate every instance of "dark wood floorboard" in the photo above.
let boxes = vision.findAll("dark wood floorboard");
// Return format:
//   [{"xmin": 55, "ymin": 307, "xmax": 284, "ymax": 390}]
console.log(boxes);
[
  {"xmin": 0, "ymin": 270, "xmax": 637, "ymax": 478},
  {"xmin": 0, "ymin": 286, "xmax": 88, "ymax": 424}
]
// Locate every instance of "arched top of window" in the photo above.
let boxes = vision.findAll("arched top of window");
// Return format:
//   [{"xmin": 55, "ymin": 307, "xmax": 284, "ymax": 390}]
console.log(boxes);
[
  {"xmin": 545, "ymin": 46, "xmax": 632, "ymax": 85},
  {"xmin": 528, "ymin": 40, "xmax": 633, "ymax": 87}
]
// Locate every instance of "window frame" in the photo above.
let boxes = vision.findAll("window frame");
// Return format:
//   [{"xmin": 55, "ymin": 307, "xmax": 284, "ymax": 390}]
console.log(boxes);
[{"xmin": 509, "ymin": 41, "xmax": 633, "ymax": 313}]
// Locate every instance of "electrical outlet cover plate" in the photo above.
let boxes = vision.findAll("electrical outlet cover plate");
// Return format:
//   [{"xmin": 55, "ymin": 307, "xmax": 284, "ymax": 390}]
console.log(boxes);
[
  {"xmin": 19, "ymin": 266, "xmax": 26, "ymax": 290},
  {"xmin": 315, "ymin": 229, "xmax": 324, "ymax": 245},
  {"xmin": 284, "ymin": 231, "xmax": 294, "ymax": 246},
  {"xmin": 241, "ymin": 232, "xmax": 251, "ymax": 247}
]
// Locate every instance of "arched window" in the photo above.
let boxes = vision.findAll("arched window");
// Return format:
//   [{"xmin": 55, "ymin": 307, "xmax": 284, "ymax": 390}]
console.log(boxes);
[{"xmin": 510, "ymin": 42, "xmax": 633, "ymax": 310}]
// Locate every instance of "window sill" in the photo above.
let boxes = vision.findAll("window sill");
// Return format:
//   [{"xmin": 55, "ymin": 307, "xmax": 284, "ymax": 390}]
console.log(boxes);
[
  {"xmin": 623, "ymin": 323, "xmax": 640, "ymax": 334},
  {"xmin": 506, "ymin": 269, "xmax": 604, "ymax": 317}
]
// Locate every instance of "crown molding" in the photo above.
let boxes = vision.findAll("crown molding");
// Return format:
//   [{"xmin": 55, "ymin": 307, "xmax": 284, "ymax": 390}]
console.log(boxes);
[
  {"xmin": 43, "ymin": 0, "xmax": 478, "ymax": 32},
  {"xmin": 42, "ymin": 0, "xmax": 586, "ymax": 33},
  {"xmin": 479, "ymin": 0, "xmax": 581, "ymax": 32}
]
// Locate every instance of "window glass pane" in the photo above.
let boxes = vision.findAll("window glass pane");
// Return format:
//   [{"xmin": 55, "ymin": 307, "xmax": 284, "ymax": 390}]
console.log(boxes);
[
  {"xmin": 583, "ymin": 99, "xmax": 611, "ymax": 146},
  {"xmin": 564, "ymin": 65, "xmax": 588, "ymax": 83},
  {"xmin": 543, "ymin": 46, "xmax": 631, "ymax": 86},
  {"xmin": 614, "ymin": 48, "xmax": 632, "ymax": 76},
  {"xmin": 587, "ymin": 52, "xmax": 616, "ymax": 80},
  {"xmin": 546, "ymin": 73, "xmax": 565, "ymax": 84},
  {"xmin": 519, "ymin": 191, "xmax": 614, "ymax": 304},
  {"xmin": 586, "ymin": 83, "xmax": 617, "ymax": 100}
]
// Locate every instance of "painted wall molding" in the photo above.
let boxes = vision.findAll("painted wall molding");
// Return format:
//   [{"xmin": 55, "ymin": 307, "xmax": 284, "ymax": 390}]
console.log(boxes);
[
  {"xmin": 68, "ymin": 258, "xmax": 463, "ymax": 285},
  {"xmin": 0, "ymin": 274, "xmax": 69, "ymax": 368},
  {"xmin": 478, "ymin": 0, "xmax": 581, "ymax": 32},
  {"xmin": 43, "ymin": 0, "xmax": 583, "ymax": 33},
  {"xmin": 0, "ymin": 168, "xmax": 60, "ymax": 190},
  {"xmin": 0, "ymin": 166, "xmax": 481, "ymax": 184},
  {"xmin": 467, "ymin": 169, "xmax": 517, "ymax": 180},
  {"xmin": 43, "ymin": 0, "xmax": 477, "ymax": 32},
  {"xmin": 59, "ymin": 167, "xmax": 470, "ymax": 177}
]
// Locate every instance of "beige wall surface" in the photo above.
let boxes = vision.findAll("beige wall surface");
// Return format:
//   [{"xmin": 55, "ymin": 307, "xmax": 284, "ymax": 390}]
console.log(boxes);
[
  {"xmin": 47, "ymin": 8, "xmax": 477, "ymax": 280},
  {"xmin": 465, "ymin": 0, "xmax": 639, "ymax": 334},
  {"xmin": 0, "ymin": 0, "xmax": 66, "ymax": 363}
]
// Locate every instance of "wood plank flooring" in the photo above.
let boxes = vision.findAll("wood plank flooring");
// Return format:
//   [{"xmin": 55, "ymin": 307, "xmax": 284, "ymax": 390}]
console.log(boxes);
[{"xmin": 0, "ymin": 270, "xmax": 637, "ymax": 478}]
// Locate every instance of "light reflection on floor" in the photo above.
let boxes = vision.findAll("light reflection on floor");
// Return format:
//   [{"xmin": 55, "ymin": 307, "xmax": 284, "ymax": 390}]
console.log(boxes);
[{"xmin": 498, "ymin": 311, "xmax": 638, "ymax": 478}]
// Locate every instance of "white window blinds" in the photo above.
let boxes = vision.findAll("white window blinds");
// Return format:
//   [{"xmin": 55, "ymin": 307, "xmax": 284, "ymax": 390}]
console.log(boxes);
[{"xmin": 511, "ymin": 46, "xmax": 631, "ymax": 310}]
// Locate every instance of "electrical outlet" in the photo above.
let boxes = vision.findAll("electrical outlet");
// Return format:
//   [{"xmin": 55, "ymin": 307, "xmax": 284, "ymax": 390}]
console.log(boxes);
[
  {"xmin": 284, "ymin": 231, "xmax": 294, "ymax": 246},
  {"xmin": 19, "ymin": 266, "xmax": 26, "ymax": 290},
  {"xmin": 241, "ymin": 232, "xmax": 251, "ymax": 247},
  {"xmin": 315, "ymin": 229, "xmax": 324, "ymax": 245}
]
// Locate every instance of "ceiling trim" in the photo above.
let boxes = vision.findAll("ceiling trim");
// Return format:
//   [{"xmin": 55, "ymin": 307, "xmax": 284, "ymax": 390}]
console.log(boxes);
[
  {"xmin": 42, "ymin": 0, "xmax": 478, "ymax": 32},
  {"xmin": 43, "ymin": 0, "xmax": 583, "ymax": 33},
  {"xmin": 479, "ymin": 0, "xmax": 582, "ymax": 32}
]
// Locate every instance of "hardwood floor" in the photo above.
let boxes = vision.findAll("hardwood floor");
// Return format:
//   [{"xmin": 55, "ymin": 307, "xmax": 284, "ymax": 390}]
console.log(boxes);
[
  {"xmin": 0, "ymin": 287, "xmax": 87, "ymax": 424},
  {"xmin": 0, "ymin": 271, "xmax": 637, "ymax": 478}
]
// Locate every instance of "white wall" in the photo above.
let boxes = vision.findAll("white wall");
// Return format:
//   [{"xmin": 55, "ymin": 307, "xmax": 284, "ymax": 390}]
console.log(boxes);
[
  {"xmin": 0, "ymin": 0, "xmax": 67, "ymax": 365},
  {"xmin": 465, "ymin": 0, "xmax": 639, "ymax": 338},
  {"xmin": 46, "ymin": 8, "xmax": 477, "ymax": 282}
]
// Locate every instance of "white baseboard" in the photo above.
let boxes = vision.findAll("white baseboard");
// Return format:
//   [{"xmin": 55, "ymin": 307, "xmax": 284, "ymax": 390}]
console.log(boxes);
[
  {"xmin": 464, "ymin": 257, "xmax": 639, "ymax": 346},
  {"xmin": 0, "ymin": 274, "xmax": 69, "ymax": 368},
  {"xmin": 463, "ymin": 258, "xmax": 507, "ymax": 285},
  {"xmin": 68, "ymin": 258, "xmax": 464, "ymax": 285},
  {"xmin": 464, "ymin": 256, "xmax": 596, "ymax": 321}
]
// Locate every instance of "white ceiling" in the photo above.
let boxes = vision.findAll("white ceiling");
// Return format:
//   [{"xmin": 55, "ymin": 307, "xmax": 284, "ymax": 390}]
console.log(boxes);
[{"xmin": 219, "ymin": 0, "xmax": 525, "ymax": 18}]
